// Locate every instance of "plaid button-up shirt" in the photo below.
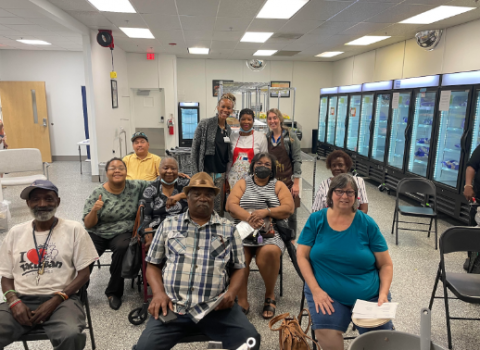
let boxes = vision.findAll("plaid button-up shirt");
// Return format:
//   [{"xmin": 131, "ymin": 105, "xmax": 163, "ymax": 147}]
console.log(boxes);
[{"xmin": 146, "ymin": 210, "xmax": 245, "ymax": 322}]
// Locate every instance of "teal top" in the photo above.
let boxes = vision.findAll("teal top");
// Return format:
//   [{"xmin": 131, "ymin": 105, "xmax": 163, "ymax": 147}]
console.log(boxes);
[{"xmin": 297, "ymin": 209, "xmax": 388, "ymax": 306}]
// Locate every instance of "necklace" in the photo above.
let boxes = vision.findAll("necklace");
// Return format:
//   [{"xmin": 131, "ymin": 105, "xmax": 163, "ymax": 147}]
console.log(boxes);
[{"xmin": 32, "ymin": 218, "xmax": 58, "ymax": 286}]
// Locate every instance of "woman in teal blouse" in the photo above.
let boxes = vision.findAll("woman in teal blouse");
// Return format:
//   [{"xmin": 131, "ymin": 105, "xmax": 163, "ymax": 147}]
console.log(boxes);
[{"xmin": 297, "ymin": 173, "xmax": 393, "ymax": 350}]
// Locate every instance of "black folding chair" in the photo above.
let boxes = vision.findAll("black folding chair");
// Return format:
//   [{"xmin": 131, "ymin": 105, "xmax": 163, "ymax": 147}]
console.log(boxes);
[
  {"xmin": 391, "ymin": 177, "xmax": 438, "ymax": 249},
  {"xmin": 429, "ymin": 226, "xmax": 480, "ymax": 349},
  {"xmin": 17, "ymin": 285, "xmax": 96, "ymax": 350}
]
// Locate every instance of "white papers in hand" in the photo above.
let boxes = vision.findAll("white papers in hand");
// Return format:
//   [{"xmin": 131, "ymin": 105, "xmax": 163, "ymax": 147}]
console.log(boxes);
[
  {"xmin": 352, "ymin": 300, "xmax": 398, "ymax": 319},
  {"xmin": 236, "ymin": 221, "xmax": 254, "ymax": 240}
]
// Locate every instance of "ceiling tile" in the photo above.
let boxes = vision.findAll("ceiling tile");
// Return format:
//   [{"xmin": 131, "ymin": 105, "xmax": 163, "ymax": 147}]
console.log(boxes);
[
  {"xmin": 66, "ymin": 11, "xmax": 113, "ymax": 27},
  {"xmin": 234, "ymin": 42, "xmax": 263, "ymax": 50},
  {"xmin": 281, "ymin": 41, "xmax": 314, "ymax": 51},
  {"xmin": 218, "ymin": 0, "xmax": 264, "ymax": 19},
  {"xmin": 211, "ymin": 40, "xmax": 237, "ymax": 49},
  {"xmin": 150, "ymin": 30, "xmax": 185, "ymax": 44},
  {"xmin": 247, "ymin": 19, "xmax": 288, "ymax": 32},
  {"xmin": 180, "ymin": 16, "xmax": 216, "ymax": 31},
  {"xmin": 26, "ymin": 18, "xmax": 64, "ymax": 26},
  {"xmin": 309, "ymin": 21, "xmax": 357, "ymax": 37},
  {"xmin": 130, "ymin": 0, "xmax": 177, "ymax": 15},
  {"xmin": 0, "ymin": 17, "xmax": 30, "ymax": 25},
  {"xmin": 115, "ymin": 37, "xmax": 160, "ymax": 52},
  {"xmin": 6, "ymin": 8, "xmax": 46, "ymax": 19},
  {"xmin": 41, "ymin": 25, "xmax": 82, "ymax": 36},
  {"xmin": 415, "ymin": 7, "xmax": 480, "ymax": 31},
  {"xmin": 161, "ymin": 45, "xmax": 188, "ymax": 54},
  {"xmin": 0, "ymin": 0, "xmax": 39, "ymax": 9},
  {"xmin": 212, "ymin": 30, "xmax": 243, "ymax": 41},
  {"xmin": 142, "ymin": 14, "xmax": 181, "ymax": 31},
  {"xmin": 294, "ymin": 1, "xmax": 355, "ymax": 21},
  {"xmin": 47, "ymin": 0, "xmax": 97, "ymax": 11},
  {"xmin": 365, "ymin": 4, "xmax": 435, "ymax": 23},
  {"xmin": 356, "ymin": 0, "xmax": 403, "ymax": 3},
  {"xmin": 185, "ymin": 39, "xmax": 211, "ymax": 47},
  {"xmin": 280, "ymin": 19, "xmax": 324, "ymax": 35},
  {"xmin": 0, "ymin": 9, "xmax": 16, "ymax": 17},
  {"xmin": 214, "ymin": 17, "xmax": 250, "ymax": 32},
  {"xmin": 329, "ymin": 2, "xmax": 395, "ymax": 22},
  {"xmin": 102, "ymin": 13, "xmax": 147, "ymax": 28},
  {"xmin": 5, "ymin": 24, "xmax": 53, "ymax": 34},
  {"xmin": 341, "ymin": 22, "xmax": 393, "ymax": 36},
  {"xmin": 370, "ymin": 23, "xmax": 422, "ymax": 37},
  {"xmin": 183, "ymin": 30, "xmax": 213, "ymax": 41},
  {"xmin": 176, "ymin": 0, "xmax": 220, "ymax": 17},
  {"xmin": 232, "ymin": 49, "xmax": 256, "ymax": 58},
  {"xmin": 401, "ymin": 0, "xmax": 450, "ymax": 4},
  {"xmin": 210, "ymin": 48, "xmax": 234, "ymax": 57},
  {"xmin": 260, "ymin": 42, "xmax": 288, "ymax": 50}
]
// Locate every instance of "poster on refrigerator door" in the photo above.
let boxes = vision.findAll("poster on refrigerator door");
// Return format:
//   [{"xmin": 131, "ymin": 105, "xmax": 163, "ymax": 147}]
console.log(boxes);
[{"xmin": 439, "ymin": 90, "xmax": 452, "ymax": 111}]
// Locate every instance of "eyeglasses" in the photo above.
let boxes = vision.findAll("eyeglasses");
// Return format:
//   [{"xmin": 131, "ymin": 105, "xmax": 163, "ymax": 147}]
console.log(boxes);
[
  {"xmin": 107, "ymin": 167, "xmax": 126, "ymax": 171},
  {"xmin": 333, "ymin": 189, "xmax": 355, "ymax": 197}
]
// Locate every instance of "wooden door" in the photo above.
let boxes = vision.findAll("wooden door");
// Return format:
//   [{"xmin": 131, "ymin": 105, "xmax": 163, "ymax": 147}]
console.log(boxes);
[{"xmin": 0, "ymin": 81, "xmax": 52, "ymax": 162}]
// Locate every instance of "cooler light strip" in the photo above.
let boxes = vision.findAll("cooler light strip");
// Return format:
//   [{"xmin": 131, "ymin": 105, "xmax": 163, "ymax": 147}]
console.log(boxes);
[
  {"xmin": 471, "ymin": 95, "xmax": 480, "ymax": 157},
  {"xmin": 408, "ymin": 95, "xmax": 421, "ymax": 171}
]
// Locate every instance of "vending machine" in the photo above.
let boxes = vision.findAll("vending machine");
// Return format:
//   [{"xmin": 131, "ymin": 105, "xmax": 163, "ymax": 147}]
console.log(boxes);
[{"xmin": 178, "ymin": 102, "xmax": 200, "ymax": 147}]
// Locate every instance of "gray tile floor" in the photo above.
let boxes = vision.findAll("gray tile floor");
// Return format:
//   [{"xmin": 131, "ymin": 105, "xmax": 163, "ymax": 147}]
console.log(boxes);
[{"xmin": 1, "ymin": 159, "xmax": 479, "ymax": 350}]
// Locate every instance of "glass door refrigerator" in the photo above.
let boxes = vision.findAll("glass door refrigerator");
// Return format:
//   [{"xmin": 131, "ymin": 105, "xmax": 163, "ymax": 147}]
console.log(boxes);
[
  {"xmin": 334, "ymin": 95, "xmax": 348, "ymax": 149},
  {"xmin": 357, "ymin": 94, "xmax": 375, "ymax": 159},
  {"xmin": 346, "ymin": 93, "xmax": 362, "ymax": 154},
  {"xmin": 385, "ymin": 76, "xmax": 440, "ymax": 189},
  {"xmin": 317, "ymin": 87, "xmax": 337, "ymax": 157},
  {"xmin": 370, "ymin": 93, "xmax": 391, "ymax": 164},
  {"xmin": 178, "ymin": 102, "xmax": 200, "ymax": 147},
  {"xmin": 326, "ymin": 95, "xmax": 338, "ymax": 146}
]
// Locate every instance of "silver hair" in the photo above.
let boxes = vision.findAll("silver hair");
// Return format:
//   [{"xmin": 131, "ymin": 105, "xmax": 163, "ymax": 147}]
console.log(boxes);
[
  {"xmin": 159, "ymin": 156, "xmax": 179, "ymax": 170},
  {"xmin": 326, "ymin": 173, "xmax": 359, "ymax": 212}
]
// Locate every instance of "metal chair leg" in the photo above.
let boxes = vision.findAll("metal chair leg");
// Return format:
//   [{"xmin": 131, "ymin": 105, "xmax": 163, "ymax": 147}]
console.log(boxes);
[
  {"xmin": 428, "ymin": 264, "xmax": 441, "ymax": 310},
  {"xmin": 434, "ymin": 217, "xmax": 438, "ymax": 250},
  {"xmin": 442, "ymin": 277, "xmax": 453, "ymax": 349},
  {"xmin": 395, "ymin": 210, "xmax": 399, "ymax": 245},
  {"xmin": 22, "ymin": 340, "xmax": 29, "ymax": 350},
  {"xmin": 391, "ymin": 208, "xmax": 396, "ymax": 235},
  {"xmin": 280, "ymin": 258, "xmax": 283, "ymax": 297},
  {"xmin": 84, "ymin": 291, "xmax": 96, "ymax": 350}
]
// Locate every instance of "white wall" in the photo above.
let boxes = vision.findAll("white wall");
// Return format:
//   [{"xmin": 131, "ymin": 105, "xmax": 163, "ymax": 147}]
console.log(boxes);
[
  {"xmin": 0, "ymin": 50, "xmax": 86, "ymax": 157},
  {"xmin": 177, "ymin": 58, "xmax": 333, "ymax": 148},
  {"xmin": 331, "ymin": 18, "xmax": 480, "ymax": 85}
]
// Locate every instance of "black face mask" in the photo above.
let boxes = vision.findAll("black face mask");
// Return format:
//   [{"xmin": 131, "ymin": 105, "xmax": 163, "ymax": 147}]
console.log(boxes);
[{"xmin": 254, "ymin": 166, "xmax": 272, "ymax": 179}]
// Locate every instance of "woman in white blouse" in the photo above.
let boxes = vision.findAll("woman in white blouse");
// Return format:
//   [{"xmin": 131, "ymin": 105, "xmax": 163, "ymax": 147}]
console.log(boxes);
[
  {"xmin": 227, "ymin": 109, "xmax": 268, "ymax": 189},
  {"xmin": 312, "ymin": 150, "xmax": 369, "ymax": 213}
]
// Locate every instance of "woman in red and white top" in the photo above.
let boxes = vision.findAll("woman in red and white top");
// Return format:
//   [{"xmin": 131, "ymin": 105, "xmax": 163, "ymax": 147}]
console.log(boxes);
[{"xmin": 313, "ymin": 150, "xmax": 368, "ymax": 213}]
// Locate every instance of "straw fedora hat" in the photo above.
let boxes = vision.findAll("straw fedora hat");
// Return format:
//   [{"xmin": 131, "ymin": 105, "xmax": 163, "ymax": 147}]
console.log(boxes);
[{"xmin": 183, "ymin": 172, "xmax": 220, "ymax": 196}]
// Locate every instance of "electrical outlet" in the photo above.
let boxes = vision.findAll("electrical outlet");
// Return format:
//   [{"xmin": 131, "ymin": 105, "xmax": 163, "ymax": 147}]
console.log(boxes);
[{"xmin": 160, "ymin": 116, "xmax": 164, "ymax": 123}]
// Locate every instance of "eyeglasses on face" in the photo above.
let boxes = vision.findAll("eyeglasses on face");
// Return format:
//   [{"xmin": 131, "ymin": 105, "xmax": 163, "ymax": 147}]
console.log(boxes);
[
  {"xmin": 333, "ymin": 189, "xmax": 355, "ymax": 197},
  {"xmin": 107, "ymin": 167, "xmax": 126, "ymax": 171}
]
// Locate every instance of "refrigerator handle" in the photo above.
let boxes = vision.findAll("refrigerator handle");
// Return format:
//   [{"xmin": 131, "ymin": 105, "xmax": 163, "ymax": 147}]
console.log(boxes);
[
  {"xmin": 404, "ymin": 123, "xmax": 411, "ymax": 139},
  {"xmin": 369, "ymin": 120, "xmax": 373, "ymax": 134},
  {"xmin": 461, "ymin": 128, "xmax": 471, "ymax": 152}
]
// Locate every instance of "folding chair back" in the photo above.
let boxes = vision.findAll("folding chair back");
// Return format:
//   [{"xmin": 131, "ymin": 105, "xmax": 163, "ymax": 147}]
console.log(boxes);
[
  {"xmin": 440, "ymin": 226, "xmax": 480, "ymax": 255},
  {"xmin": 396, "ymin": 177, "xmax": 436, "ymax": 203}
]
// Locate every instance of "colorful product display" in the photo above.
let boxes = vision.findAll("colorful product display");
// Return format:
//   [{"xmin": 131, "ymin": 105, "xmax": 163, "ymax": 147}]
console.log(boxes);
[
  {"xmin": 442, "ymin": 160, "xmax": 459, "ymax": 170},
  {"xmin": 415, "ymin": 146, "xmax": 429, "ymax": 158}
]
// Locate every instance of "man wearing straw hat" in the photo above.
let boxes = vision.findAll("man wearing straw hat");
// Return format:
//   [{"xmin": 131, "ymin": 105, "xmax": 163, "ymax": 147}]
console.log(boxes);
[{"xmin": 134, "ymin": 172, "xmax": 260, "ymax": 350}]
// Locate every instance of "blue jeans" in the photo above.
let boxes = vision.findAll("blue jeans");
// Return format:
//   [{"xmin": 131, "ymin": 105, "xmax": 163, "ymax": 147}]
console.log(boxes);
[{"xmin": 304, "ymin": 284, "xmax": 394, "ymax": 333}]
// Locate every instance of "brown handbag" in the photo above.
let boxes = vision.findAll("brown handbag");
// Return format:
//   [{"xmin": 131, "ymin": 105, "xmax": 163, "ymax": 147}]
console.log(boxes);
[{"xmin": 268, "ymin": 309, "xmax": 320, "ymax": 350}]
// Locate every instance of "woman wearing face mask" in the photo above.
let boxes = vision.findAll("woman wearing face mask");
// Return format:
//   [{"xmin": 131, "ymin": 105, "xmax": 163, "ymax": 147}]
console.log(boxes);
[
  {"xmin": 139, "ymin": 156, "xmax": 190, "ymax": 248},
  {"xmin": 227, "ymin": 108, "xmax": 268, "ymax": 189},
  {"xmin": 266, "ymin": 108, "xmax": 302, "ymax": 232},
  {"xmin": 226, "ymin": 153, "xmax": 294, "ymax": 319},
  {"xmin": 191, "ymin": 92, "xmax": 235, "ymax": 215},
  {"xmin": 312, "ymin": 150, "xmax": 368, "ymax": 213}
]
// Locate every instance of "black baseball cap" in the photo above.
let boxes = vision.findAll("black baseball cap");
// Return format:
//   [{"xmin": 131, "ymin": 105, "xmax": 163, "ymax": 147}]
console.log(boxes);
[
  {"xmin": 20, "ymin": 180, "xmax": 59, "ymax": 200},
  {"xmin": 131, "ymin": 131, "xmax": 148, "ymax": 142}
]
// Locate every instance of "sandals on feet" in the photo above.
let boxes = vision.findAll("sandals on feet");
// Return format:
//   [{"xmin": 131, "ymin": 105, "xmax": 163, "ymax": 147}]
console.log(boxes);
[
  {"xmin": 241, "ymin": 306, "xmax": 250, "ymax": 315},
  {"xmin": 262, "ymin": 298, "xmax": 276, "ymax": 319}
]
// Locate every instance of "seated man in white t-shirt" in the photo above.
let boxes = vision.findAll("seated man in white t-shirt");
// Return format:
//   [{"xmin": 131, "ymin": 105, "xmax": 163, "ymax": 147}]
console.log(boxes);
[{"xmin": 0, "ymin": 180, "xmax": 99, "ymax": 350}]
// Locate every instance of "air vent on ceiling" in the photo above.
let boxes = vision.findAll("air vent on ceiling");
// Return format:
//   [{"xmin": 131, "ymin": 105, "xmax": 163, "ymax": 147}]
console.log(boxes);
[
  {"xmin": 271, "ymin": 33, "xmax": 303, "ymax": 40},
  {"xmin": 274, "ymin": 51, "xmax": 301, "ymax": 56},
  {"xmin": 137, "ymin": 90, "xmax": 150, "ymax": 96}
]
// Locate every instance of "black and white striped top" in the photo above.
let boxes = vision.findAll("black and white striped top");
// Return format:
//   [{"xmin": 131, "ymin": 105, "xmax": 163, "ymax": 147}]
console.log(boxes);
[{"xmin": 312, "ymin": 176, "xmax": 368, "ymax": 212}]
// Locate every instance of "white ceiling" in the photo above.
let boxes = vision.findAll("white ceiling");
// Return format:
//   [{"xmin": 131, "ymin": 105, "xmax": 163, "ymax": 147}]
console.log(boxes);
[{"xmin": 0, "ymin": 0, "xmax": 478, "ymax": 61}]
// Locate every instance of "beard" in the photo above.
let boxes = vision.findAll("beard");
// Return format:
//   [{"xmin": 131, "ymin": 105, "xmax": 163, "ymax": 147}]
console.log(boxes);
[{"xmin": 30, "ymin": 207, "xmax": 57, "ymax": 222}]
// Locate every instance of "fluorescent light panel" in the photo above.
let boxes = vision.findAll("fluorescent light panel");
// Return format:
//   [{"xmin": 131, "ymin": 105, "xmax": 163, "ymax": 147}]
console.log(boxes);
[
  {"xmin": 188, "ymin": 47, "xmax": 209, "ymax": 55},
  {"xmin": 241, "ymin": 32, "xmax": 274, "ymax": 43},
  {"xmin": 362, "ymin": 80, "xmax": 393, "ymax": 92},
  {"xmin": 394, "ymin": 75, "xmax": 440, "ymax": 89},
  {"xmin": 400, "ymin": 6, "xmax": 475, "ymax": 24},
  {"xmin": 346, "ymin": 36, "xmax": 390, "ymax": 46},
  {"xmin": 320, "ymin": 87, "xmax": 338, "ymax": 94},
  {"xmin": 119, "ymin": 27, "xmax": 154, "ymax": 39},
  {"xmin": 17, "ymin": 39, "xmax": 51, "ymax": 45},
  {"xmin": 257, "ymin": 0, "xmax": 309, "ymax": 19},
  {"xmin": 253, "ymin": 50, "xmax": 277, "ymax": 56},
  {"xmin": 442, "ymin": 71, "xmax": 480, "ymax": 86},
  {"xmin": 316, "ymin": 51, "xmax": 343, "ymax": 57},
  {"xmin": 339, "ymin": 84, "xmax": 362, "ymax": 93},
  {"xmin": 87, "ymin": 0, "xmax": 136, "ymax": 13}
]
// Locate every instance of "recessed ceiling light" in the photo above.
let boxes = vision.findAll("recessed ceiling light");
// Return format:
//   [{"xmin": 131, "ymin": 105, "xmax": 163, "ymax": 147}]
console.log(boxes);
[
  {"xmin": 87, "ymin": 0, "xmax": 136, "ymax": 13},
  {"xmin": 188, "ymin": 47, "xmax": 209, "ymax": 55},
  {"xmin": 346, "ymin": 36, "xmax": 390, "ymax": 46},
  {"xmin": 257, "ymin": 0, "xmax": 309, "ymax": 19},
  {"xmin": 241, "ymin": 32, "xmax": 274, "ymax": 43},
  {"xmin": 316, "ymin": 51, "xmax": 343, "ymax": 57},
  {"xmin": 253, "ymin": 50, "xmax": 277, "ymax": 56},
  {"xmin": 400, "ymin": 6, "xmax": 475, "ymax": 24},
  {"xmin": 119, "ymin": 28, "xmax": 154, "ymax": 39},
  {"xmin": 17, "ymin": 39, "xmax": 51, "ymax": 45}
]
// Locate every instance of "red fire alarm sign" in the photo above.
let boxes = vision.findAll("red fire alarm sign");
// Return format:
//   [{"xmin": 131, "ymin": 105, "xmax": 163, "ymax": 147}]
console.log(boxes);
[{"xmin": 147, "ymin": 53, "xmax": 155, "ymax": 60}]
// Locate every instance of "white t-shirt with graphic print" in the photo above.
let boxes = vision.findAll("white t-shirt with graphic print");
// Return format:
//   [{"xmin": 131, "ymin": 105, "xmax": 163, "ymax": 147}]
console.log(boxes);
[{"xmin": 0, "ymin": 218, "xmax": 98, "ymax": 295}]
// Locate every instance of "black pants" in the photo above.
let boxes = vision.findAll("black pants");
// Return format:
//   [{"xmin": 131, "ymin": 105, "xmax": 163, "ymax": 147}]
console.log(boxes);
[
  {"xmin": 89, "ymin": 232, "xmax": 131, "ymax": 298},
  {"xmin": 134, "ymin": 303, "xmax": 260, "ymax": 350},
  {"xmin": 0, "ymin": 295, "xmax": 86, "ymax": 350}
]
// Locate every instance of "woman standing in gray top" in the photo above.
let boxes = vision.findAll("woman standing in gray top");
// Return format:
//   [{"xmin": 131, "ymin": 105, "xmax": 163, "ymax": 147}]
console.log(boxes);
[{"xmin": 191, "ymin": 92, "xmax": 235, "ymax": 215}]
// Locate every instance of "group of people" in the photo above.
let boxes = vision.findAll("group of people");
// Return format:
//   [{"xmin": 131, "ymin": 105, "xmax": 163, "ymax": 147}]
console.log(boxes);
[{"xmin": 0, "ymin": 95, "xmax": 394, "ymax": 350}]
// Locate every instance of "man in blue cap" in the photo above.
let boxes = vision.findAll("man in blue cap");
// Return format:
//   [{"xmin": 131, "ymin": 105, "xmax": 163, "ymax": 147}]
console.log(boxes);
[{"xmin": 0, "ymin": 180, "xmax": 98, "ymax": 350}]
